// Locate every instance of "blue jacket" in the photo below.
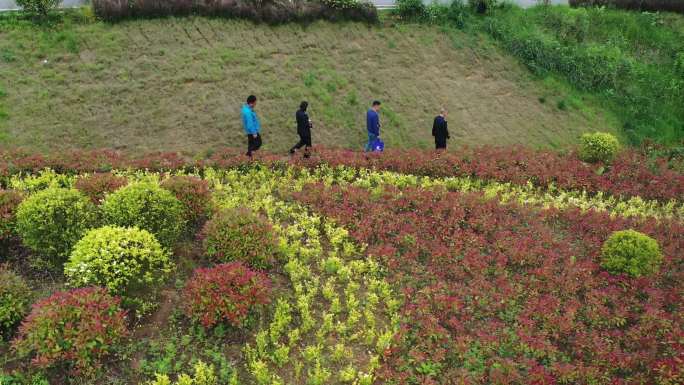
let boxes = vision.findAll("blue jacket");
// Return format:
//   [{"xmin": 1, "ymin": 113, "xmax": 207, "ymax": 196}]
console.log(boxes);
[
  {"xmin": 241, "ymin": 104, "xmax": 261, "ymax": 135},
  {"xmin": 367, "ymin": 109, "xmax": 380, "ymax": 136}
]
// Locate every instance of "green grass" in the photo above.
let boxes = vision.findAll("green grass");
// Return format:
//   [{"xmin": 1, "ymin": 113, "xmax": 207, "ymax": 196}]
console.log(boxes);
[
  {"xmin": 0, "ymin": 10, "xmax": 619, "ymax": 154},
  {"xmin": 471, "ymin": 4, "xmax": 684, "ymax": 146}
]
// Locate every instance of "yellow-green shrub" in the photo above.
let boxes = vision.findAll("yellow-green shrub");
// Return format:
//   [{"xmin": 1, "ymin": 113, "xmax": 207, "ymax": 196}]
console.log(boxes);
[
  {"xmin": 9, "ymin": 169, "xmax": 74, "ymax": 193},
  {"xmin": 601, "ymin": 229, "xmax": 662, "ymax": 277},
  {"xmin": 144, "ymin": 361, "xmax": 219, "ymax": 385},
  {"xmin": 102, "ymin": 183, "xmax": 185, "ymax": 248},
  {"xmin": 65, "ymin": 226, "xmax": 173, "ymax": 298},
  {"xmin": 15, "ymin": 188, "xmax": 98, "ymax": 262},
  {"xmin": 579, "ymin": 132, "xmax": 620, "ymax": 163}
]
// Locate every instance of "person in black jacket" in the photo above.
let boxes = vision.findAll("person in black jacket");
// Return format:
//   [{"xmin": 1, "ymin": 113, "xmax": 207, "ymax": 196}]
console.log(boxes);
[
  {"xmin": 289, "ymin": 101, "xmax": 312, "ymax": 158},
  {"xmin": 432, "ymin": 108, "xmax": 449, "ymax": 150}
]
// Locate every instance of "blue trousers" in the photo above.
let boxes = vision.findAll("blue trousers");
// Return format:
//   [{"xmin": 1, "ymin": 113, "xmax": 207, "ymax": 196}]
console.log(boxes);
[{"xmin": 365, "ymin": 132, "xmax": 378, "ymax": 152}]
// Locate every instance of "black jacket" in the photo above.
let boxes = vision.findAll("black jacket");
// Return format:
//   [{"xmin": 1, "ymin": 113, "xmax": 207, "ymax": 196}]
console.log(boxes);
[
  {"xmin": 296, "ymin": 109, "xmax": 311, "ymax": 137},
  {"xmin": 432, "ymin": 115, "xmax": 449, "ymax": 140}
]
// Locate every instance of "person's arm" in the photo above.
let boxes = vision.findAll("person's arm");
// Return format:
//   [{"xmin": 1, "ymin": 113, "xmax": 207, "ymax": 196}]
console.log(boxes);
[
  {"xmin": 445, "ymin": 120, "xmax": 449, "ymax": 139},
  {"xmin": 373, "ymin": 114, "xmax": 380, "ymax": 136},
  {"xmin": 253, "ymin": 112, "xmax": 260, "ymax": 135}
]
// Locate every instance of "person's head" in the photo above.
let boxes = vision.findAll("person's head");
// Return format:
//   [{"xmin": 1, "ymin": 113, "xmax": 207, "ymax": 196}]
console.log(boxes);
[
  {"xmin": 247, "ymin": 95, "xmax": 257, "ymax": 107},
  {"xmin": 440, "ymin": 107, "xmax": 447, "ymax": 117},
  {"xmin": 372, "ymin": 100, "xmax": 381, "ymax": 111},
  {"xmin": 300, "ymin": 101, "xmax": 308, "ymax": 111}
]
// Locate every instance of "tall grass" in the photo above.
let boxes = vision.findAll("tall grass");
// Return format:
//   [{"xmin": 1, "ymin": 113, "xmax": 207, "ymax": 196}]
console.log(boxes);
[
  {"xmin": 570, "ymin": 0, "xmax": 684, "ymax": 14},
  {"xmin": 476, "ymin": 5, "xmax": 684, "ymax": 145}
]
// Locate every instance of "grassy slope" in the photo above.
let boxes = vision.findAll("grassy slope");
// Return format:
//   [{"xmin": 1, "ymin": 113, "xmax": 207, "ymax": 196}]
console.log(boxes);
[{"xmin": 0, "ymin": 13, "xmax": 619, "ymax": 154}]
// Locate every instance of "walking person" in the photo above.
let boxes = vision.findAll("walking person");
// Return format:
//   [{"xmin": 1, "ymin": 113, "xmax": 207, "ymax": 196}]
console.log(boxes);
[
  {"xmin": 241, "ymin": 95, "xmax": 262, "ymax": 157},
  {"xmin": 365, "ymin": 100, "xmax": 381, "ymax": 152},
  {"xmin": 432, "ymin": 108, "xmax": 449, "ymax": 150},
  {"xmin": 289, "ymin": 101, "xmax": 312, "ymax": 158}
]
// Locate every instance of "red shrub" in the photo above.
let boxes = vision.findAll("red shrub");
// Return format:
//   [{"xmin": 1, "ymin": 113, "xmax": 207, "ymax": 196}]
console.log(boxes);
[
  {"xmin": 183, "ymin": 262, "xmax": 271, "ymax": 328},
  {"xmin": 293, "ymin": 183, "xmax": 684, "ymax": 384},
  {"xmin": 74, "ymin": 173, "xmax": 128, "ymax": 204},
  {"xmin": 200, "ymin": 207, "xmax": 278, "ymax": 269},
  {"xmin": 12, "ymin": 287, "xmax": 128, "ymax": 374},
  {"xmin": 160, "ymin": 175, "xmax": 211, "ymax": 226},
  {"xmin": 0, "ymin": 146, "xmax": 681, "ymax": 202},
  {"xmin": 0, "ymin": 190, "xmax": 23, "ymax": 242},
  {"xmin": 290, "ymin": 146, "xmax": 684, "ymax": 202}
]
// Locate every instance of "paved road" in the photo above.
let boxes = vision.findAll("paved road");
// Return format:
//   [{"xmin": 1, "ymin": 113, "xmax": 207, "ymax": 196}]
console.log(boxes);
[{"xmin": 1, "ymin": 0, "xmax": 568, "ymax": 11}]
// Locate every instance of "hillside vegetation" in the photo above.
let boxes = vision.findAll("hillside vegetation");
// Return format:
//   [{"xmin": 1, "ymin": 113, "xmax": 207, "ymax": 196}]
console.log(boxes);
[
  {"xmin": 0, "ymin": 12, "xmax": 617, "ymax": 153},
  {"xmin": 475, "ymin": 4, "xmax": 684, "ymax": 145}
]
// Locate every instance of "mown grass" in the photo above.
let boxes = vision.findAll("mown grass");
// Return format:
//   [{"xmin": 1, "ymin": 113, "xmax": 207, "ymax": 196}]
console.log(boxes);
[{"xmin": 0, "ymin": 10, "xmax": 617, "ymax": 154}]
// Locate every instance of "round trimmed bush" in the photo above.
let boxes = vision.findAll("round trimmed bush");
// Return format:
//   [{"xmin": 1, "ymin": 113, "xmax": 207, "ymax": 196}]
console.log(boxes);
[
  {"xmin": 11, "ymin": 287, "xmax": 128, "ymax": 373},
  {"xmin": 601, "ymin": 229, "xmax": 662, "ymax": 277},
  {"xmin": 102, "ymin": 182, "xmax": 186, "ymax": 248},
  {"xmin": 160, "ymin": 175, "xmax": 211, "ymax": 226},
  {"xmin": 0, "ymin": 190, "xmax": 24, "ymax": 243},
  {"xmin": 75, "ymin": 172, "xmax": 128, "ymax": 204},
  {"xmin": 182, "ymin": 262, "xmax": 271, "ymax": 328},
  {"xmin": 0, "ymin": 265, "xmax": 32, "ymax": 339},
  {"xmin": 65, "ymin": 226, "xmax": 173, "ymax": 297},
  {"xmin": 200, "ymin": 207, "xmax": 277, "ymax": 269},
  {"xmin": 15, "ymin": 188, "xmax": 98, "ymax": 261},
  {"xmin": 579, "ymin": 131, "xmax": 620, "ymax": 163}
]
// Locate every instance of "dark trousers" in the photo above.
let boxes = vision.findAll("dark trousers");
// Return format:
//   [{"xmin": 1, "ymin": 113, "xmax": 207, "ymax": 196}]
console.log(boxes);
[
  {"xmin": 290, "ymin": 134, "xmax": 312, "ymax": 156},
  {"xmin": 435, "ymin": 137, "xmax": 447, "ymax": 150},
  {"xmin": 246, "ymin": 134, "xmax": 262, "ymax": 156}
]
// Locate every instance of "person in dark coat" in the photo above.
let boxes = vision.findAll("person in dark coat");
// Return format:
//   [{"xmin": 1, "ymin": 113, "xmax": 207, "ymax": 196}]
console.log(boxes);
[
  {"xmin": 289, "ymin": 101, "xmax": 312, "ymax": 158},
  {"xmin": 432, "ymin": 108, "xmax": 449, "ymax": 150}
]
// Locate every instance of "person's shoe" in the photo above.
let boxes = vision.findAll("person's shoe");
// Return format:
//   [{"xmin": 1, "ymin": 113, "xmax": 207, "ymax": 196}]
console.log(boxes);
[{"xmin": 289, "ymin": 149, "xmax": 295, "ymax": 155}]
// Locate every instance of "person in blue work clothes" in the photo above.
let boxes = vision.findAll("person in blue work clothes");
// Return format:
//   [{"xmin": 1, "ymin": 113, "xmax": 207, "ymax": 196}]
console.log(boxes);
[
  {"xmin": 241, "ymin": 95, "xmax": 262, "ymax": 157},
  {"xmin": 365, "ymin": 100, "xmax": 381, "ymax": 152}
]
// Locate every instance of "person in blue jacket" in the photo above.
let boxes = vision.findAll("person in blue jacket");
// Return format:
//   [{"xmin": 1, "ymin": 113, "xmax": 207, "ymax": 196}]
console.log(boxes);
[
  {"xmin": 365, "ymin": 100, "xmax": 381, "ymax": 152},
  {"xmin": 241, "ymin": 95, "xmax": 261, "ymax": 157}
]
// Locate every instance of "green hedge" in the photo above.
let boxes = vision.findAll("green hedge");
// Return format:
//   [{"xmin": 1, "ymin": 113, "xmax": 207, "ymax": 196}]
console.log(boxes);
[
  {"xmin": 579, "ymin": 132, "xmax": 620, "ymax": 163},
  {"xmin": 601, "ymin": 229, "xmax": 662, "ymax": 277},
  {"xmin": 0, "ymin": 265, "xmax": 32, "ymax": 338},
  {"xmin": 92, "ymin": 0, "xmax": 378, "ymax": 24},
  {"xmin": 65, "ymin": 226, "xmax": 173, "ymax": 298},
  {"xmin": 15, "ymin": 188, "xmax": 98, "ymax": 262},
  {"xmin": 102, "ymin": 183, "xmax": 186, "ymax": 248}
]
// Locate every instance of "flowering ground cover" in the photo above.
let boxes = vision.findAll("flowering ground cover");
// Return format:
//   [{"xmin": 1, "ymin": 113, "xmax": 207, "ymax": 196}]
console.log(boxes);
[
  {"xmin": 293, "ymin": 183, "xmax": 684, "ymax": 384},
  {"xmin": 0, "ymin": 149, "xmax": 681, "ymax": 384}
]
